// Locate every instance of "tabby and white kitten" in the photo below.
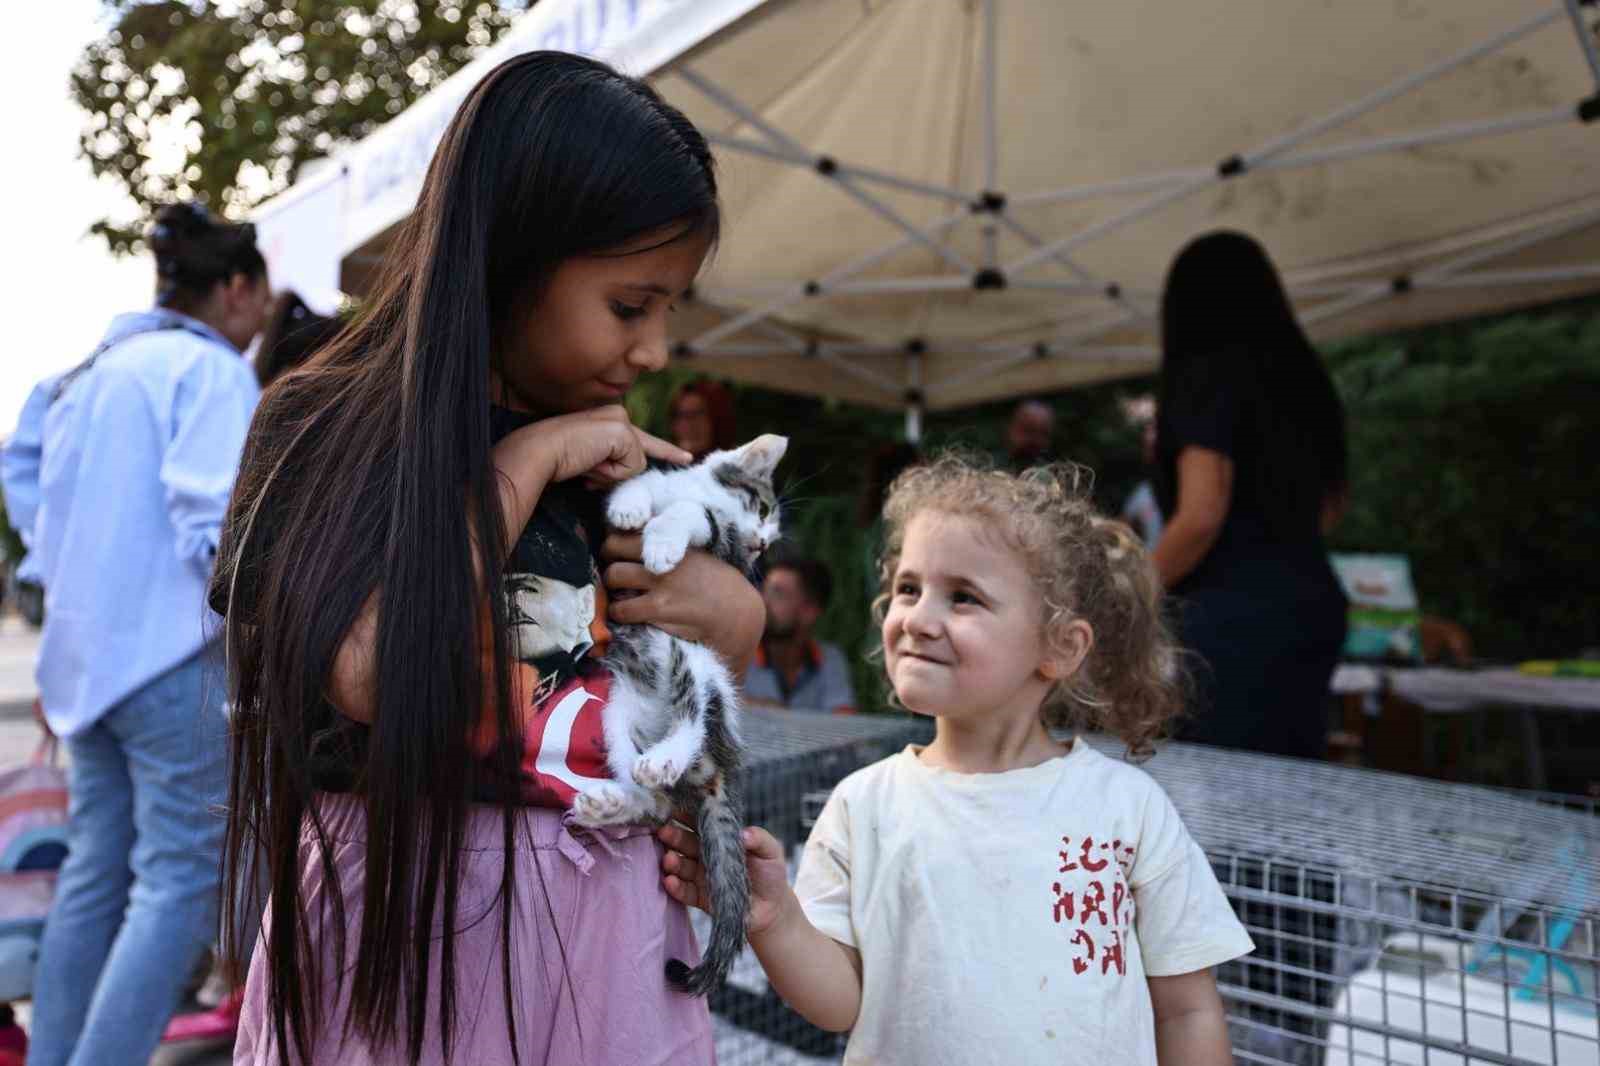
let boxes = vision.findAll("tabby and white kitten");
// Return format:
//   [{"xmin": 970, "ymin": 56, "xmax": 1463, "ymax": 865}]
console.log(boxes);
[{"xmin": 569, "ymin": 433, "xmax": 787, "ymax": 996}]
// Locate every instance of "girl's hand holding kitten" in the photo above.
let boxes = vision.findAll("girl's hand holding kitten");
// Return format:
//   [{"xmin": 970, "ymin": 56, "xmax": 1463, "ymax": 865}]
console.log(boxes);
[{"xmin": 602, "ymin": 533, "xmax": 764, "ymax": 673}]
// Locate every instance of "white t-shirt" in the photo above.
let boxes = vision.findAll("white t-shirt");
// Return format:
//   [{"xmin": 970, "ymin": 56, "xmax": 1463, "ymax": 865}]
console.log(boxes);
[{"xmin": 794, "ymin": 740, "xmax": 1254, "ymax": 1065}]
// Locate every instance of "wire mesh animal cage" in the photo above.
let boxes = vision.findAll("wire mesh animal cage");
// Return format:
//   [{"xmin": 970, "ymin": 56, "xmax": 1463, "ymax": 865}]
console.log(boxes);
[
  {"xmin": 710, "ymin": 727, "xmax": 1599, "ymax": 1066},
  {"xmin": 1143, "ymin": 738, "xmax": 1600, "ymax": 1066}
]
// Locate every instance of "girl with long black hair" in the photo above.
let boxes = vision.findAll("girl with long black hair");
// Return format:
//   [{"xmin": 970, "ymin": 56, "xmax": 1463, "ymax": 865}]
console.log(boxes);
[
  {"xmin": 1152, "ymin": 230, "xmax": 1348, "ymax": 760},
  {"xmin": 214, "ymin": 52, "xmax": 763, "ymax": 1065}
]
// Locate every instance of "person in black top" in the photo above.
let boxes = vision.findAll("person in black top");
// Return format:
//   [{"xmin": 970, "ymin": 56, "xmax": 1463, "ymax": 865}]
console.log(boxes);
[{"xmin": 1152, "ymin": 231, "xmax": 1348, "ymax": 760}]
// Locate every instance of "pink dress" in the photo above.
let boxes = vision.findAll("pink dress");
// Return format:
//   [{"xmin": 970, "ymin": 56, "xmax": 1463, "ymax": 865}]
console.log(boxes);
[{"xmin": 233, "ymin": 793, "xmax": 714, "ymax": 1065}]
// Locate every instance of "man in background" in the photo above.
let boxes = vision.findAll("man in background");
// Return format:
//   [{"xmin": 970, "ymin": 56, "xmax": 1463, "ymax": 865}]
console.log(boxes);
[
  {"xmin": 744, "ymin": 556, "xmax": 857, "ymax": 714},
  {"xmin": 1004, "ymin": 398, "xmax": 1056, "ymax": 469}
]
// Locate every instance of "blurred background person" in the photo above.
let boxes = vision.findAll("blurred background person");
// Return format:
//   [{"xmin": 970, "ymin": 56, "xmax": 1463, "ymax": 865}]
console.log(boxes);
[
  {"xmin": 1002, "ymin": 397, "xmax": 1056, "ymax": 469},
  {"xmin": 253, "ymin": 289, "xmax": 343, "ymax": 389},
  {"xmin": 1120, "ymin": 396, "xmax": 1164, "ymax": 549},
  {"xmin": 25, "ymin": 201, "xmax": 266, "ymax": 1066},
  {"xmin": 1152, "ymin": 230, "xmax": 1347, "ymax": 761},
  {"xmin": 745, "ymin": 555, "xmax": 857, "ymax": 714},
  {"xmin": 669, "ymin": 376, "xmax": 737, "ymax": 460}
]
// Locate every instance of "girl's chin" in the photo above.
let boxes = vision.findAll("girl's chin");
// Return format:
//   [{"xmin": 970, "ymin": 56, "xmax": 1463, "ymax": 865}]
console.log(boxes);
[{"xmin": 892, "ymin": 683, "xmax": 955, "ymax": 718}]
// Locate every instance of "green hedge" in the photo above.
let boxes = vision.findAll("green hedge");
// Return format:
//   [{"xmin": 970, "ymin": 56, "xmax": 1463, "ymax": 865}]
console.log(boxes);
[{"xmin": 1324, "ymin": 303, "xmax": 1600, "ymax": 661}]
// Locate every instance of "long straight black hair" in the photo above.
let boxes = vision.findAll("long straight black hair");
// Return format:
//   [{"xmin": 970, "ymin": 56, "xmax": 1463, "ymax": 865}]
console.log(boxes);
[
  {"xmin": 213, "ymin": 52, "xmax": 717, "ymax": 1065},
  {"xmin": 1156, "ymin": 230, "xmax": 1346, "ymax": 539}
]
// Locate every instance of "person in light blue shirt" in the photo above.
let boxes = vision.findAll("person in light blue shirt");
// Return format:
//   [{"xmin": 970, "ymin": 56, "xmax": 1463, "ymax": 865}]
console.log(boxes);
[
  {"xmin": 20, "ymin": 202, "xmax": 268, "ymax": 1066},
  {"xmin": 0, "ymin": 371, "xmax": 62, "ymax": 588}
]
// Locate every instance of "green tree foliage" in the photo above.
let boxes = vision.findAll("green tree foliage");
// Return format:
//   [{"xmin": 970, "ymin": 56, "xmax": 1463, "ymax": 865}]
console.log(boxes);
[
  {"xmin": 1326, "ymin": 302, "xmax": 1600, "ymax": 661},
  {"xmin": 73, "ymin": 0, "xmax": 529, "ymax": 253}
]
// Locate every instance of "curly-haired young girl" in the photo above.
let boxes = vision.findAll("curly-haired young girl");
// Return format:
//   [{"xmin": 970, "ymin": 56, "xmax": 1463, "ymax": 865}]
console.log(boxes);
[{"xmin": 662, "ymin": 453, "xmax": 1254, "ymax": 1065}]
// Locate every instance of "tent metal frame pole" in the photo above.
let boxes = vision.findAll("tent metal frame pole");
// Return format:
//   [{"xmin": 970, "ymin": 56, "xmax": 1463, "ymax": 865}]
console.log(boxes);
[
  {"xmin": 1562, "ymin": 0, "xmax": 1600, "ymax": 86},
  {"xmin": 1284, "ymin": 282, "xmax": 1371, "ymax": 298},
  {"xmin": 820, "ymin": 343, "xmax": 903, "ymax": 357},
  {"xmin": 1414, "ymin": 204, "xmax": 1600, "ymax": 282},
  {"xmin": 690, "ymin": 285, "xmax": 812, "ymax": 350},
  {"xmin": 1006, "ymin": 279, "xmax": 1106, "ymax": 293},
  {"xmin": 905, "ymin": 351, "xmax": 925, "ymax": 442},
  {"xmin": 1005, "ymin": 6, "xmax": 1564, "ymax": 278},
  {"xmin": 830, "ymin": 176, "xmax": 975, "ymax": 272},
  {"xmin": 1294, "ymin": 204, "xmax": 1600, "ymax": 328},
  {"xmin": 1271, "ymin": 199, "xmax": 1600, "ymax": 290},
  {"xmin": 1006, "ymin": 177, "xmax": 1207, "ymax": 274},
  {"xmin": 1255, "ymin": 106, "xmax": 1576, "ymax": 172},
  {"xmin": 1415, "ymin": 264, "xmax": 1600, "ymax": 288},
  {"xmin": 687, "ymin": 289, "xmax": 815, "ymax": 352},
  {"xmin": 1244, "ymin": 5, "xmax": 1561, "ymax": 167},
  {"xmin": 1299, "ymin": 283, "xmax": 1392, "ymax": 327},
  {"xmin": 689, "ymin": 345, "xmax": 800, "ymax": 357},
  {"xmin": 926, "ymin": 309, "xmax": 1138, "ymax": 398},
  {"xmin": 677, "ymin": 65, "xmax": 972, "ymax": 272},
  {"xmin": 1008, "ymin": 170, "xmax": 1211, "ymax": 209},
  {"xmin": 1008, "ymin": 100, "xmax": 1573, "ymax": 209},
  {"xmin": 992, "ymin": 214, "xmax": 1155, "ymax": 321},
  {"xmin": 829, "ymin": 276, "xmax": 977, "ymax": 294},
  {"xmin": 817, "ymin": 350, "xmax": 902, "ymax": 397},
  {"xmin": 704, "ymin": 132, "xmax": 974, "ymax": 204},
  {"xmin": 993, "ymin": 215, "xmax": 1097, "ymax": 284},
  {"xmin": 686, "ymin": 208, "xmax": 970, "ymax": 350},
  {"xmin": 1063, "ymin": 345, "xmax": 1160, "ymax": 360},
  {"xmin": 981, "ymin": 0, "xmax": 999, "ymax": 193}
]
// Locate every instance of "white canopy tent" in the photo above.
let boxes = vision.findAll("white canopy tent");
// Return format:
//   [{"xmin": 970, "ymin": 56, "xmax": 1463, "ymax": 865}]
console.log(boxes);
[{"xmin": 254, "ymin": 0, "xmax": 1600, "ymax": 437}]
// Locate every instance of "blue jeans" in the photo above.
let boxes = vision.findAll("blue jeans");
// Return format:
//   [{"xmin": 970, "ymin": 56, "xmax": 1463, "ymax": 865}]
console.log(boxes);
[{"xmin": 29, "ymin": 649, "xmax": 229, "ymax": 1066}]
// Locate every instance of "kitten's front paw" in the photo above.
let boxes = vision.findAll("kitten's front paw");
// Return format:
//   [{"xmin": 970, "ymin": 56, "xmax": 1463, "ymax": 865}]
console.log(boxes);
[
  {"xmin": 607, "ymin": 484, "xmax": 652, "ymax": 532},
  {"xmin": 571, "ymin": 782, "xmax": 639, "ymax": 827},
  {"xmin": 641, "ymin": 532, "xmax": 689, "ymax": 575},
  {"xmin": 633, "ymin": 754, "xmax": 684, "ymax": 791}
]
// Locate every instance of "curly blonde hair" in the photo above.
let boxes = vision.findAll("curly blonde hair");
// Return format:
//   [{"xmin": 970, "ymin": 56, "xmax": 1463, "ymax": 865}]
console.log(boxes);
[{"xmin": 876, "ymin": 450, "xmax": 1185, "ymax": 758}]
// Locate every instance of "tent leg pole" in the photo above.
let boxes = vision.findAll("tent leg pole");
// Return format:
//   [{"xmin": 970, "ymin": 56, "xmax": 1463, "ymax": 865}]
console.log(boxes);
[
  {"xmin": 905, "ymin": 405, "xmax": 923, "ymax": 443},
  {"xmin": 1562, "ymin": 0, "xmax": 1600, "ymax": 87}
]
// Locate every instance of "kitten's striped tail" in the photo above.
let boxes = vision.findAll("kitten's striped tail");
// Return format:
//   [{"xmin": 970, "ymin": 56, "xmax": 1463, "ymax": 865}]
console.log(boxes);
[{"xmin": 665, "ymin": 772, "xmax": 749, "ymax": 996}]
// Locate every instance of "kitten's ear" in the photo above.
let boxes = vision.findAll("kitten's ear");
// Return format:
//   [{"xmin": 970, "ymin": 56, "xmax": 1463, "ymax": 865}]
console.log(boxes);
[{"xmin": 733, "ymin": 434, "xmax": 788, "ymax": 480}]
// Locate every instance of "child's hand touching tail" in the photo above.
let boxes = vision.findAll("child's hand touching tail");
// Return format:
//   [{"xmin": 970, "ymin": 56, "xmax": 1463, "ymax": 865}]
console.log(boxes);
[
  {"xmin": 658, "ymin": 823, "xmax": 790, "ymax": 934},
  {"xmin": 658, "ymin": 821, "xmax": 864, "ymax": 1033}
]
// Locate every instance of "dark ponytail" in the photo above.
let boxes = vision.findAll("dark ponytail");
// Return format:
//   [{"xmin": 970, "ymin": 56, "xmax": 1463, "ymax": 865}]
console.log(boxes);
[{"xmin": 150, "ymin": 202, "xmax": 266, "ymax": 311}]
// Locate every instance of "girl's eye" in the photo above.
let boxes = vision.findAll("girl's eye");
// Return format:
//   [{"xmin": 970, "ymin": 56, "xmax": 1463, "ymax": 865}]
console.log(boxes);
[
  {"xmin": 952, "ymin": 591, "xmax": 979, "ymax": 606},
  {"xmin": 611, "ymin": 301, "xmax": 647, "ymax": 321},
  {"xmin": 896, "ymin": 582, "xmax": 918, "ymax": 597}
]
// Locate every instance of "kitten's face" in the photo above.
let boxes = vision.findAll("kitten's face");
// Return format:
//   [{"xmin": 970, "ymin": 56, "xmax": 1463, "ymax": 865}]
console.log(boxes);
[{"xmin": 707, "ymin": 434, "xmax": 787, "ymax": 554}]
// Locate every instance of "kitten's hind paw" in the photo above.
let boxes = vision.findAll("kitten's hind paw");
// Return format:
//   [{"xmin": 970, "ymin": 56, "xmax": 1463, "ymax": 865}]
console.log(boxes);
[
  {"xmin": 632, "ymin": 754, "xmax": 684, "ymax": 791},
  {"xmin": 571, "ymin": 782, "xmax": 642, "ymax": 827}
]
